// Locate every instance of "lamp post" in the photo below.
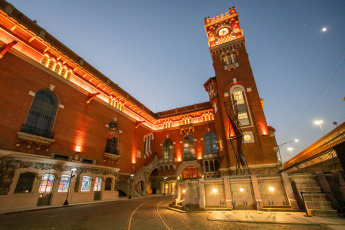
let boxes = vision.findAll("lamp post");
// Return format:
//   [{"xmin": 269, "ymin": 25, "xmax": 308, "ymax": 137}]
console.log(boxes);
[
  {"xmin": 277, "ymin": 139, "xmax": 299, "ymax": 163},
  {"xmin": 163, "ymin": 177, "xmax": 167, "ymax": 195},
  {"xmin": 314, "ymin": 120, "xmax": 323, "ymax": 131},
  {"xmin": 64, "ymin": 168, "xmax": 77, "ymax": 206},
  {"xmin": 129, "ymin": 174, "xmax": 134, "ymax": 199}
]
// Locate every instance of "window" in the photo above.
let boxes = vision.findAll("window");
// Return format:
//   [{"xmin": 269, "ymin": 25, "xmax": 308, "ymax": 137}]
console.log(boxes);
[
  {"xmin": 41, "ymin": 56, "xmax": 48, "ymax": 66},
  {"xmin": 232, "ymin": 87, "xmax": 250, "ymax": 126},
  {"xmin": 66, "ymin": 71, "xmax": 71, "ymax": 79},
  {"xmin": 144, "ymin": 133, "xmax": 154, "ymax": 156},
  {"xmin": 22, "ymin": 89, "xmax": 59, "ymax": 138},
  {"xmin": 81, "ymin": 176, "xmax": 92, "ymax": 191},
  {"xmin": 14, "ymin": 172, "xmax": 36, "ymax": 193},
  {"xmin": 105, "ymin": 121, "xmax": 119, "ymax": 155},
  {"xmin": 58, "ymin": 175, "xmax": 71, "ymax": 192},
  {"xmin": 163, "ymin": 139, "xmax": 174, "ymax": 159},
  {"xmin": 54, "ymin": 154, "xmax": 69, "ymax": 161},
  {"xmin": 48, "ymin": 60, "xmax": 54, "ymax": 69},
  {"xmin": 204, "ymin": 132, "xmax": 218, "ymax": 154},
  {"xmin": 38, "ymin": 174, "xmax": 55, "ymax": 193},
  {"xmin": 105, "ymin": 178, "xmax": 112, "ymax": 191},
  {"xmin": 183, "ymin": 135, "xmax": 196, "ymax": 161},
  {"xmin": 60, "ymin": 68, "xmax": 66, "ymax": 77},
  {"xmin": 54, "ymin": 64, "xmax": 61, "ymax": 74},
  {"xmin": 93, "ymin": 177, "xmax": 102, "ymax": 191}
]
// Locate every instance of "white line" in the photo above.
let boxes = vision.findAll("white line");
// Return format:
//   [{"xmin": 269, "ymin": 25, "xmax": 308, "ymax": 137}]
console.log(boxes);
[
  {"xmin": 128, "ymin": 202, "xmax": 146, "ymax": 230},
  {"xmin": 156, "ymin": 201, "xmax": 172, "ymax": 230}
]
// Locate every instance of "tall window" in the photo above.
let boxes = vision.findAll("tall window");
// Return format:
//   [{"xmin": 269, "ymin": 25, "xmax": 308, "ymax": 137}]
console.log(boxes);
[
  {"xmin": 58, "ymin": 175, "xmax": 71, "ymax": 192},
  {"xmin": 105, "ymin": 178, "xmax": 112, "ymax": 191},
  {"xmin": 93, "ymin": 177, "xmax": 102, "ymax": 192},
  {"xmin": 163, "ymin": 139, "xmax": 174, "ymax": 159},
  {"xmin": 105, "ymin": 121, "xmax": 119, "ymax": 155},
  {"xmin": 22, "ymin": 89, "xmax": 59, "ymax": 138},
  {"xmin": 14, "ymin": 172, "xmax": 36, "ymax": 193},
  {"xmin": 81, "ymin": 176, "xmax": 92, "ymax": 192},
  {"xmin": 204, "ymin": 132, "xmax": 218, "ymax": 154},
  {"xmin": 183, "ymin": 135, "xmax": 195, "ymax": 161},
  {"xmin": 232, "ymin": 87, "xmax": 249, "ymax": 126}
]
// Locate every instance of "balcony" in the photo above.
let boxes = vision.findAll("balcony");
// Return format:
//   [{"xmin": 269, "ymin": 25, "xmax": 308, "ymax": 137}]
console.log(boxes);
[{"xmin": 17, "ymin": 124, "xmax": 55, "ymax": 145}]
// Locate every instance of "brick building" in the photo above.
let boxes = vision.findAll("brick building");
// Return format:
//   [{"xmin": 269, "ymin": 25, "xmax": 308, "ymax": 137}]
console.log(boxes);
[{"xmin": 0, "ymin": 2, "xmax": 301, "ymax": 213}]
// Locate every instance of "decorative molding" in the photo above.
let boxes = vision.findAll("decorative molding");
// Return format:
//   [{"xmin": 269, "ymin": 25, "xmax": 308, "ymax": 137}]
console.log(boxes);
[{"xmin": 17, "ymin": 131, "xmax": 55, "ymax": 145}]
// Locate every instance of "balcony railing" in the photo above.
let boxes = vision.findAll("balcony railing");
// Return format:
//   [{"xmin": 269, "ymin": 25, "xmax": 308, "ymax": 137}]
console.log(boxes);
[{"xmin": 21, "ymin": 124, "xmax": 53, "ymax": 138}]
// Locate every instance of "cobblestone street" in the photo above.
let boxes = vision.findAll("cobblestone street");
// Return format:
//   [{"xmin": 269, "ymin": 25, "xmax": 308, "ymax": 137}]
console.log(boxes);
[{"xmin": 1, "ymin": 195, "xmax": 344, "ymax": 230}]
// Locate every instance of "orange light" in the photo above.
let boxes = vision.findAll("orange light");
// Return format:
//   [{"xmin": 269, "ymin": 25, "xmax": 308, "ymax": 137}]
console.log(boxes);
[{"xmin": 75, "ymin": 145, "xmax": 81, "ymax": 152}]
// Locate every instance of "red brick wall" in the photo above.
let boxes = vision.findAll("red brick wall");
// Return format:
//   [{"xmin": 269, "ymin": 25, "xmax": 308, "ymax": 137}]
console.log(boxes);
[
  {"xmin": 0, "ymin": 52, "xmax": 152, "ymax": 174},
  {"xmin": 210, "ymin": 45, "xmax": 278, "ymax": 168}
]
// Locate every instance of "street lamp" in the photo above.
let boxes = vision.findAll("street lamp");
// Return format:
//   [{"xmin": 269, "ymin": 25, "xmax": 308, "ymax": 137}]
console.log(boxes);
[
  {"xmin": 287, "ymin": 147, "xmax": 293, "ymax": 155},
  {"xmin": 314, "ymin": 120, "xmax": 323, "ymax": 131},
  {"xmin": 163, "ymin": 177, "xmax": 167, "ymax": 195},
  {"xmin": 277, "ymin": 139, "xmax": 299, "ymax": 163},
  {"xmin": 64, "ymin": 168, "xmax": 77, "ymax": 205},
  {"xmin": 129, "ymin": 174, "xmax": 134, "ymax": 199}
]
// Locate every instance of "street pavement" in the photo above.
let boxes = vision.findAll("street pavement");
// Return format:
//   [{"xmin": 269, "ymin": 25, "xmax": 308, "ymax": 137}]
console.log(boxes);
[{"xmin": 0, "ymin": 195, "xmax": 344, "ymax": 230}]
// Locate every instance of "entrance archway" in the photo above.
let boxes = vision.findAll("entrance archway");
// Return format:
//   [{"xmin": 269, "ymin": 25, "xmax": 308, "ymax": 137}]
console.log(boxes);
[{"xmin": 147, "ymin": 168, "xmax": 161, "ymax": 194}]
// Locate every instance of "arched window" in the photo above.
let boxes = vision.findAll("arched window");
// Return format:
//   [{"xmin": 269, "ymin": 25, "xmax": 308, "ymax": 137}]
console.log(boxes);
[
  {"xmin": 14, "ymin": 172, "xmax": 36, "ymax": 193},
  {"xmin": 105, "ymin": 121, "xmax": 119, "ymax": 155},
  {"xmin": 60, "ymin": 68, "xmax": 66, "ymax": 77},
  {"xmin": 48, "ymin": 60, "xmax": 55, "ymax": 70},
  {"xmin": 54, "ymin": 64, "xmax": 61, "ymax": 74},
  {"xmin": 22, "ymin": 89, "xmax": 59, "ymax": 138},
  {"xmin": 41, "ymin": 55, "xmax": 48, "ymax": 66},
  {"xmin": 232, "ymin": 87, "xmax": 250, "ymax": 126},
  {"xmin": 163, "ymin": 139, "xmax": 174, "ymax": 159},
  {"xmin": 204, "ymin": 132, "xmax": 218, "ymax": 154},
  {"xmin": 205, "ymin": 161, "xmax": 209, "ymax": 172},
  {"xmin": 210, "ymin": 161, "xmax": 214, "ymax": 171},
  {"xmin": 183, "ymin": 135, "xmax": 195, "ymax": 161}
]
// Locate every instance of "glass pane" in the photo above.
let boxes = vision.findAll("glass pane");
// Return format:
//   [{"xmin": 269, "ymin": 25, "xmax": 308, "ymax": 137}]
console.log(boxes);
[
  {"xmin": 81, "ymin": 176, "xmax": 91, "ymax": 192},
  {"xmin": 93, "ymin": 177, "xmax": 102, "ymax": 191},
  {"xmin": 58, "ymin": 175, "xmax": 71, "ymax": 192}
]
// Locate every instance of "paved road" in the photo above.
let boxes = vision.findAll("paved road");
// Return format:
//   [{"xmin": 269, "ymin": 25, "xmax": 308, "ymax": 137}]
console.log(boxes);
[{"xmin": 0, "ymin": 195, "xmax": 323, "ymax": 230}]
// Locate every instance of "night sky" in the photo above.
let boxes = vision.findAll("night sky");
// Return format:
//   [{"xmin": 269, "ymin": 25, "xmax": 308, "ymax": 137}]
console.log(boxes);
[{"xmin": 7, "ymin": 0, "xmax": 345, "ymax": 163}]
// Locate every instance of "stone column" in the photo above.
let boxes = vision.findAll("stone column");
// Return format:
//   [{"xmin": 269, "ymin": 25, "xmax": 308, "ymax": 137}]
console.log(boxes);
[
  {"xmin": 251, "ymin": 175, "xmax": 262, "ymax": 210},
  {"xmin": 223, "ymin": 177, "xmax": 233, "ymax": 209},
  {"xmin": 176, "ymin": 180, "xmax": 181, "ymax": 204},
  {"xmin": 199, "ymin": 178, "xmax": 206, "ymax": 209},
  {"xmin": 336, "ymin": 172, "xmax": 345, "ymax": 198},
  {"xmin": 281, "ymin": 172, "xmax": 299, "ymax": 209},
  {"xmin": 184, "ymin": 181, "xmax": 190, "ymax": 207}
]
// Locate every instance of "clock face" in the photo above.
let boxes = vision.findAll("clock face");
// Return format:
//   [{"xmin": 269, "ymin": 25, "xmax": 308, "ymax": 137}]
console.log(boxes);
[
  {"xmin": 218, "ymin": 28, "xmax": 229, "ymax": 36},
  {"xmin": 244, "ymin": 133, "xmax": 252, "ymax": 142}
]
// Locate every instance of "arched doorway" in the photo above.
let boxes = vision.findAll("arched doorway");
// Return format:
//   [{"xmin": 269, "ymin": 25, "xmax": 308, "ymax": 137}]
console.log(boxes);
[{"xmin": 147, "ymin": 168, "xmax": 161, "ymax": 194}]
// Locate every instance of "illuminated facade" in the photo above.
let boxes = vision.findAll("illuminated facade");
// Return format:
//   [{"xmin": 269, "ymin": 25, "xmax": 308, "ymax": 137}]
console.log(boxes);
[{"xmin": 0, "ymin": 2, "xmax": 297, "ymax": 212}]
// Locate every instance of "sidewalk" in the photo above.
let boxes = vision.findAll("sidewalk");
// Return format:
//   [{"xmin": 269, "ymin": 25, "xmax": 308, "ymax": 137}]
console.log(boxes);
[{"xmin": 208, "ymin": 210, "xmax": 345, "ymax": 226}]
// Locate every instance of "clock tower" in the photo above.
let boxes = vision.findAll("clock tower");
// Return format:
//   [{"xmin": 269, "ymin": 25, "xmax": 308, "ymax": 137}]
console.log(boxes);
[{"xmin": 204, "ymin": 7, "xmax": 279, "ymax": 176}]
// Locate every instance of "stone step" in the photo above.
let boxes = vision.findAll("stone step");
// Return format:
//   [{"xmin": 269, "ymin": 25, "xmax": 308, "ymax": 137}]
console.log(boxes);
[
  {"xmin": 295, "ymin": 181, "xmax": 319, "ymax": 187},
  {"xmin": 263, "ymin": 205, "xmax": 291, "ymax": 209},
  {"xmin": 303, "ymin": 193, "xmax": 328, "ymax": 201},
  {"xmin": 310, "ymin": 209, "xmax": 338, "ymax": 217},
  {"xmin": 305, "ymin": 200, "xmax": 333, "ymax": 210},
  {"xmin": 298, "ymin": 187, "xmax": 322, "ymax": 193},
  {"xmin": 262, "ymin": 208, "xmax": 300, "ymax": 212}
]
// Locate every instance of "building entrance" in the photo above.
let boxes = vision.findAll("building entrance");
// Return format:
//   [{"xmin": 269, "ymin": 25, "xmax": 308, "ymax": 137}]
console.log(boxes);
[{"xmin": 37, "ymin": 174, "xmax": 55, "ymax": 206}]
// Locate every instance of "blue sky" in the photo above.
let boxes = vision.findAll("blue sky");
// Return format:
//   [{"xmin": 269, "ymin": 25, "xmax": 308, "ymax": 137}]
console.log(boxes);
[{"xmin": 7, "ymin": 0, "xmax": 345, "ymax": 163}]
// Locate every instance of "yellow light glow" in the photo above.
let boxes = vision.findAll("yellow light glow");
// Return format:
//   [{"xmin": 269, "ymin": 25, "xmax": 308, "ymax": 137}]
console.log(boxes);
[
  {"xmin": 269, "ymin": 187, "xmax": 274, "ymax": 192},
  {"xmin": 182, "ymin": 189, "xmax": 186, "ymax": 193},
  {"xmin": 240, "ymin": 188, "xmax": 244, "ymax": 192},
  {"xmin": 213, "ymin": 188, "xmax": 217, "ymax": 193}
]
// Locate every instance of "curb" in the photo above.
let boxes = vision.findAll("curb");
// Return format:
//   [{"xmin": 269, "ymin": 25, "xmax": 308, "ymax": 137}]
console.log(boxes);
[{"xmin": 207, "ymin": 217, "xmax": 345, "ymax": 226}]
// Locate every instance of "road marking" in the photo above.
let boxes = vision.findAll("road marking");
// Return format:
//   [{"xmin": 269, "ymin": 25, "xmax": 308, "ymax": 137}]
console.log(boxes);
[
  {"xmin": 157, "ymin": 200, "xmax": 172, "ymax": 230},
  {"xmin": 128, "ymin": 202, "xmax": 146, "ymax": 230}
]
